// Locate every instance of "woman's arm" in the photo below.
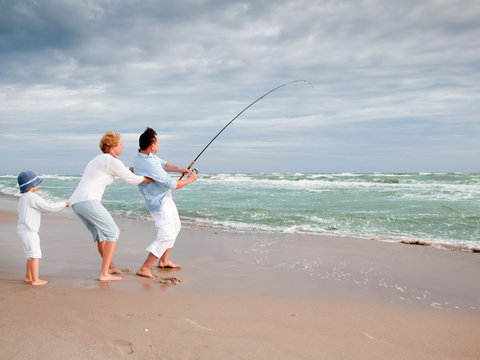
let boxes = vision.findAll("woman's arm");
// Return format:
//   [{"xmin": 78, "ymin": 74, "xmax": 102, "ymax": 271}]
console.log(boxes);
[
  {"xmin": 141, "ymin": 177, "xmax": 153, "ymax": 183},
  {"xmin": 109, "ymin": 158, "xmax": 145, "ymax": 185},
  {"xmin": 129, "ymin": 166, "xmax": 154, "ymax": 184}
]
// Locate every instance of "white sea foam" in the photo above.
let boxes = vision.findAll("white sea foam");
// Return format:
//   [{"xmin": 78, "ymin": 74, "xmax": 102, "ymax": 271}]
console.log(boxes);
[
  {"xmin": 0, "ymin": 184, "xmax": 20, "ymax": 196},
  {"xmin": 1, "ymin": 172, "xmax": 479, "ymax": 250},
  {"xmin": 39, "ymin": 174, "xmax": 81, "ymax": 181}
]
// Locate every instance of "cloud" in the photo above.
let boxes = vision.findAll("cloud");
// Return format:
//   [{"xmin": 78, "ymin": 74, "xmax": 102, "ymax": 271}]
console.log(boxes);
[{"xmin": 0, "ymin": 0, "xmax": 479, "ymax": 174}]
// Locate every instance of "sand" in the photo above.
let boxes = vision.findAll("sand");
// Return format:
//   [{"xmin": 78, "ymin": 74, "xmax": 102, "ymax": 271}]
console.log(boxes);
[{"xmin": 0, "ymin": 195, "xmax": 479, "ymax": 359}]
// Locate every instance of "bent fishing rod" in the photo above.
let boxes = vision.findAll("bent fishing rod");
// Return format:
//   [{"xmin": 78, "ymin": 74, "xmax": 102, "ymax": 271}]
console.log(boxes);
[{"xmin": 179, "ymin": 80, "xmax": 313, "ymax": 179}]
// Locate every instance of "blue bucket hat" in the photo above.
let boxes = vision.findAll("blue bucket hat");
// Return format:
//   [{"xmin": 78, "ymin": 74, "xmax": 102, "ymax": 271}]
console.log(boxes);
[{"xmin": 18, "ymin": 171, "xmax": 43, "ymax": 193}]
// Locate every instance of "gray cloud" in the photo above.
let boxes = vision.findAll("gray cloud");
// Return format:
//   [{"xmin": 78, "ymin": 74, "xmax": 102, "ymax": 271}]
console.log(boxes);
[{"xmin": 1, "ymin": 0, "xmax": 479, "ymax": 174}]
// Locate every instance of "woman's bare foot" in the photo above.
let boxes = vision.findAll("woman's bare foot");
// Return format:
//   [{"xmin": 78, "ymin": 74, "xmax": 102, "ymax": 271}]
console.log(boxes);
[
  {"xmin": 158, "ymin": 260, "xmax": 181, "ymax": 269},
  {"xmin": 31, "ymin": 279, "xmax": 48, "ymax": 286},
  {"xmin": 24, "ymin": 278, "xmax": 32, "ymax": 283},
  {"xmin": 109, "ymin": 266, "xmax": 123, "ymax": 275},
  {"xmin": 136, "ymin": 269, "xmax": 153, "ymax": 278},
  {"xmin": 99, "ymin": 274, "xmax": 122, "ymax": 281}
]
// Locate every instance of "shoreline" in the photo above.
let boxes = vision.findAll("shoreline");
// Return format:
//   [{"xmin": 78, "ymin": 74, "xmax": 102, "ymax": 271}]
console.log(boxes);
[
  {"xmin": 1, "ymin": 195, "xmax": 479, "ymax": 308},
  {"xmin": 1, "ymin": 191, "xmax": 479, "ymax": 255},
  {"xmin": 1, "ymin": 196, "xmax": 480, "ymax": 358}
]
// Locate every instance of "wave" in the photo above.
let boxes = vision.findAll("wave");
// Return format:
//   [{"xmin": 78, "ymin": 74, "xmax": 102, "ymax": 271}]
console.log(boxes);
[
  {"xmin": 1, "ymin": 172, "xmax": 479, "ymax": 251},
  {"xmin": 181, "ymin": 213, "xmax": 480, "ymax": 252},
  {"xmin": 38, "ymin": 174, "xmax": 81, "ymax": 181}
]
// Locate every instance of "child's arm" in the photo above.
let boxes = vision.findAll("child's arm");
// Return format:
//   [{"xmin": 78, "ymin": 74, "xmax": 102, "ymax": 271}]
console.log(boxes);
[{"xmin": 31, "ymin": 193, "xmax": 69, "ymax": 213}]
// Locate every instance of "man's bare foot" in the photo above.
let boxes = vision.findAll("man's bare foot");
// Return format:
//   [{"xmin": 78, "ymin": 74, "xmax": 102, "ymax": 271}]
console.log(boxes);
[
  {"xmin": 109, "ymin": 267, "xmax": 123, "ymax": 275},
  {"xmin": 158, "ymin": 260, "xmax": 181, "ymax": 269},
  {"xmin": 99, "ymin": 274, "xmax": 122, "ymax": 281},
  {"xmin": 31, "ymin": 279, "xmax": 48, "ymax": 286},
  {"xmin": 136, "ymin": 269, "xmax": 153, "ymax": 278}
]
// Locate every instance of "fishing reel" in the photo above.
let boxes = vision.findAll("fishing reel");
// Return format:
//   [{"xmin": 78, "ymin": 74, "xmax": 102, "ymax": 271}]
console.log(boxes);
[{"xmin": 179, "ymin": 167, "xmax": 198, "ymax": 180}]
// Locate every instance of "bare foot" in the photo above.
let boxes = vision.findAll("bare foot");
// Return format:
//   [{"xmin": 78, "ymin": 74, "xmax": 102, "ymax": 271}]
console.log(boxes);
[
  {"xmin": 99, "ymin": 274, "xmax": 122, "ymax": 281},
  {"xmin": 24, "ymin": 279, "xmax": 32, "ymax": 283},
  {"xmin": 109, "ymin": 267, "xmax": 123, "ymax": 275},
  {"xmin": 136, "ymin": 269, "xmax": 153, "ymax": 278},
  {"xmin": 158, "ymin": 260, "xmax": 181, "ymax": 269},
  {"xmin": 31, "ymin": 279, "xmax": 48, "ymax": 286}
]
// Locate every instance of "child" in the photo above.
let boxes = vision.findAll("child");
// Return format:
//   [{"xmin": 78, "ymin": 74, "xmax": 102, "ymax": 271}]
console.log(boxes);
[{"xmin": 17, "ymin": 171, "xmax": 69, "ymax": 286}]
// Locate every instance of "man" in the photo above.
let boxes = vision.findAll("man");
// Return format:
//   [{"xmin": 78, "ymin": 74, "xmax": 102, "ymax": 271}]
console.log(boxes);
[{"xmin": 134, "ymin": 127, "xmax": 197, "ymax": 278}]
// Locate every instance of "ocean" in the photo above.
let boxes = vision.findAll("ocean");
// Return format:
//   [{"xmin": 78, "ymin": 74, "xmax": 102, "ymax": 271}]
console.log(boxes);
[{"xmin": 1, "ymin": 172, "xmax": 479, "ymax": 251}]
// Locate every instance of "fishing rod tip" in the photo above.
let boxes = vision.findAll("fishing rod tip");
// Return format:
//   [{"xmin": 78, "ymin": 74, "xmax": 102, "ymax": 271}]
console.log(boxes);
[
  {"xmin": 291, "ymin": 79, "xmax": 314, "ymax": 88},
  {"xmin": 302, "ymin": 80, "xmax": 315, "ymax": 87}
]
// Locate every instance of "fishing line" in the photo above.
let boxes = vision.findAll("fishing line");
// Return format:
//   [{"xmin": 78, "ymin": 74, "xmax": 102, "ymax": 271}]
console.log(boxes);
[{"xmin": 179, "ymin": 80, "xmax": 313, "ymax": 179}]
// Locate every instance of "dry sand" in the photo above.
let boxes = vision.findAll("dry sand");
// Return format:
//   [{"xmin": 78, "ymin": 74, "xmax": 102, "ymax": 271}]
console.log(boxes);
[{"xmin": 0, "ymin": 196, "xmax": 479, "ymax": 359}]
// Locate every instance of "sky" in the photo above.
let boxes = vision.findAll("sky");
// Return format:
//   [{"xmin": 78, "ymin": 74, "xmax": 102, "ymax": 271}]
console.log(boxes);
[{"xmin": 1, "ymin": 0, "xmax": 479, "ymax": 174}]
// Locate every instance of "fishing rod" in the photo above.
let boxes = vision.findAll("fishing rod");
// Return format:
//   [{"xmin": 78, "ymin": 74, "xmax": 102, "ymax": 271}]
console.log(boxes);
[{"xmin": 179, "ymin": 80, "xmax": 313, "ymax": 179}]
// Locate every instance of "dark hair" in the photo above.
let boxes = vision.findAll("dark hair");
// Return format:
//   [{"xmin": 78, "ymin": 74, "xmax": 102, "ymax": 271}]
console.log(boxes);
[{"xmin": 139, "ymin": 127, "xmax": 157, "ymax": 150}]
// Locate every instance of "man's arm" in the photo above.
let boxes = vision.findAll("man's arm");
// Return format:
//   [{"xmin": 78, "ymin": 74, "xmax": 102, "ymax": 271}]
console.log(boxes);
[
  {"xmin": 164, "ymin": 162, "xmax": 189, "ymax": 175},
  {"xmin": 163, "ymin": 162, "xmax": 197, "ymax": 189},
  {"xmin": 176, "ymin": 171, "xmax": 197, "ymax": 189}
]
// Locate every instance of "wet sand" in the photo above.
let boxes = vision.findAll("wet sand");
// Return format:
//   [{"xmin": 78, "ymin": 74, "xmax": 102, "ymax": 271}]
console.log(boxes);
[{"xmin": 1, "ymin": 196, "xmax": 479, "ymax": 359}]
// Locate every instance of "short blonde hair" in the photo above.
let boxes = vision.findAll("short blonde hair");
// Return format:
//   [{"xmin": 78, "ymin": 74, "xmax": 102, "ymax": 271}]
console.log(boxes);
[{"xmin": 99, "ymin": 131, "xmax": 121, "ymax": 153}]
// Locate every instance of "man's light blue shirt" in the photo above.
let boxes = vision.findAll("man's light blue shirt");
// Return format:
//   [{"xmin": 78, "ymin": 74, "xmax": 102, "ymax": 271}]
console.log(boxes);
[{"xmin": 133, "ymin": 152, "xmax": 177, "ymax": 212}]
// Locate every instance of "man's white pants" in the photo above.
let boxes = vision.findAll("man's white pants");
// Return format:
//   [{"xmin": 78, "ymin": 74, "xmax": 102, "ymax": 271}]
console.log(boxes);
[{"xmin": 147, "ymin": 195, "xmax": 181, "ymax": 258}]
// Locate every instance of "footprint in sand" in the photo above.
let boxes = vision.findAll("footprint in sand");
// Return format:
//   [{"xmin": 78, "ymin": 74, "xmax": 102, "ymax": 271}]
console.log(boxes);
[
  {"xmin": 185, "ymin": 319, "xmax": 213, "ymax": 332},
  {"xmin": 152, "ymin": 274, "xmax": 182, "ymax": 285},
  {"xmin": 157, "ymin": 266, "xmax": 181, "ymax": 272},
  {"xmin": 110, "ymin": 340, "xmax": 134, "ymax": 355}
]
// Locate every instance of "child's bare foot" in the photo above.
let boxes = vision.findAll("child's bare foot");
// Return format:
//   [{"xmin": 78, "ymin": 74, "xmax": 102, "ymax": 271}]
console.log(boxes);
[
  {"xmin": 99, "ymin": 274, "xmax": 121, "ymax": 281},
  {"xmin": 31, "ymin": 279, "xmax": 48, "ymax": 286},
  {"xmin": 136, "ymin": 269, "xmax": 153, "ymax": 278},
  {"xmin": 158, "ymin": 260, "xmax": 181, "ymax": 269}
]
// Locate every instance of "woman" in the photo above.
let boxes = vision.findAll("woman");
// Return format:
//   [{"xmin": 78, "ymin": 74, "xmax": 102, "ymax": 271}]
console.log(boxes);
[{"xmin": 69, "ymin": 131, "xmax": 152, "ymax": 281}]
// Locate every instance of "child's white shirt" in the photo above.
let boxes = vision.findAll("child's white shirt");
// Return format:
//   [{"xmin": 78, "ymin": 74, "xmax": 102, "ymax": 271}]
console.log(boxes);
[{"xmin": 17, "ymin": 192, "xmax": 65, "ymax": 232}]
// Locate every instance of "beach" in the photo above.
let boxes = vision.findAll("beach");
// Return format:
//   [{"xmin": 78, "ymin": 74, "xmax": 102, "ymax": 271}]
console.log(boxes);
[{"xmin": 1, "ymin": 195, "xmax": 479, "ymax": 359}]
